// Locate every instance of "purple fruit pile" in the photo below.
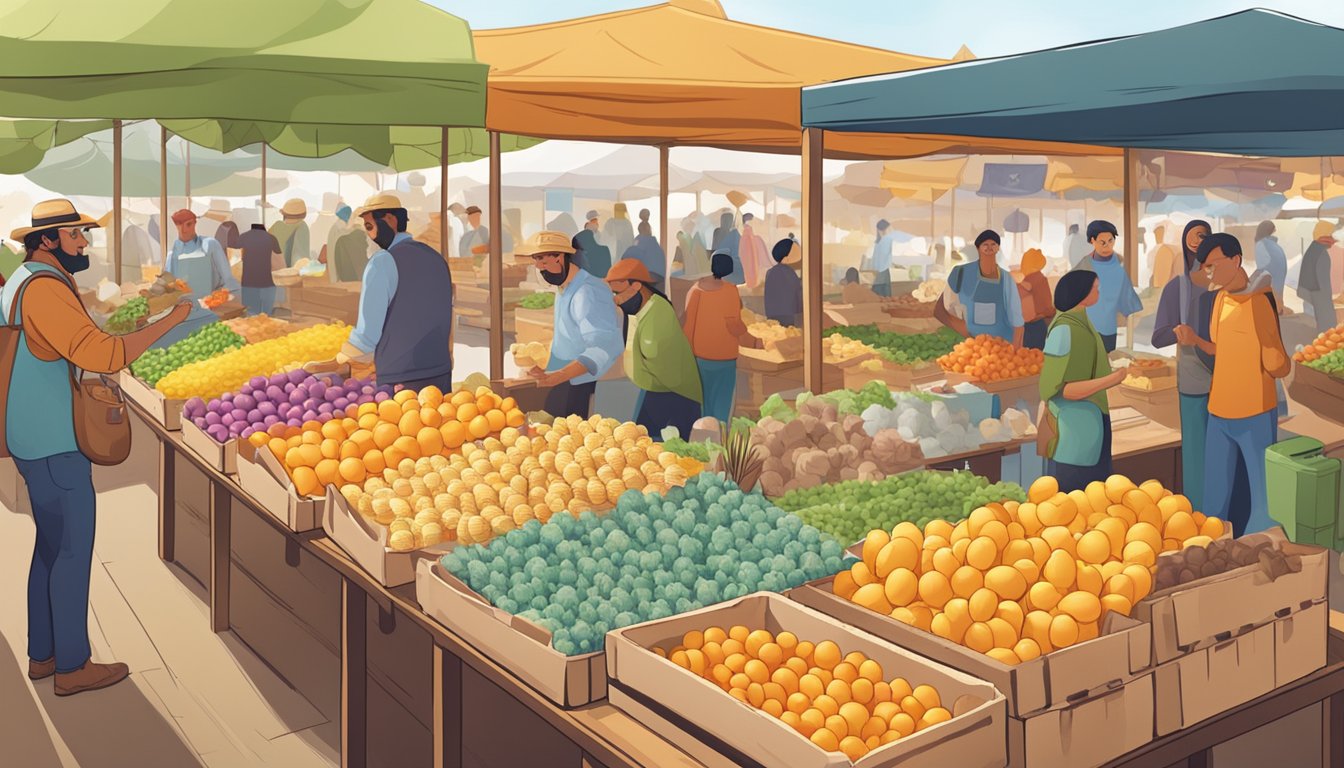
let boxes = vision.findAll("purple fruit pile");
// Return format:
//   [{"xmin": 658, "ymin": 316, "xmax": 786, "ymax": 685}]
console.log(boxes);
[{"xmin": 183, "ymin": 369, "xmax": 394, "ymax": 443}]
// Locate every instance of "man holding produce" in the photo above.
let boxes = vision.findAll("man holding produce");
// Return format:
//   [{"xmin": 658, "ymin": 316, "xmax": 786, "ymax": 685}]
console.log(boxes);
[
  {"xmin": 3, "ymin": 200, "xmax": 189, "ymax": 695},
  {"xmin": 339, "ymin": 192, "xmax": 455, "ymax": 391},
  {"xmin": 517, "ymin": 231, "xmax": 624, "ymax": 418},
  {"xmin": 159, "ymin": 208, "xmax": 239, "ymax": 346}
]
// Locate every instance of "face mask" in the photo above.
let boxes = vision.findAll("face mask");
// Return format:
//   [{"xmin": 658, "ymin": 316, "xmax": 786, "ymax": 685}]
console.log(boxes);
[
  {"xmin": 373, "ymin": 219, "xmax": 397, "ymax": 250},
  {"xmin": 540, "ymin": 256, "xmax": 571, "ymax": 287},
  {"xmin": 51, "ymin": 243, "xmax": 90, "ymax": 274},
  {"xmin": 619, "ymin": 291, "xmax": 645, "ymax": 315}
]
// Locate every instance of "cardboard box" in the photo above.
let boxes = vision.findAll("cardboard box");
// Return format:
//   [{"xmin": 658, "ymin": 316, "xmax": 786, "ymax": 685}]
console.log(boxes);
[
  {"xmin": 1275, "ymin": 601, "xmax": 1328, "ymax": 688},
  {"xmin": 1133, "ymin": 529, "xmax": 1328, "ymax": 664},
  {"xmin": 236, "ymin": 447, "xmax": 320, "ymax": 532},
  {"xmin": 324, "ymin": 488, "xmax": 447, "ymax": 588},
  {"xmin": 119, "ymin": 370, "xmax": 185, "ymax": 430},
  {"xmin": 416, "ymin": 560, "xmax": 607, "ymax": 708},
  {"xmin": 180, "ymin": 417, "xmax": 238, "ymax": 474},
  {"xmin": 1008, "ymin": 673, "xmax": 1154, "ymax": 768},
  {"xmin": 606, "ymin": 593, "xmax": 1007, "ymax": 768},
  {"xmin": 790, "ymin": 580, "xmax": 1150, "ymax": 717},
  {"xmin": 844, "ymin": 360, "xmax": 941, "ymax": 391},
  {"xmin": 1154, "ymin": 622, "xmax": 1277, "ymax": 735}
]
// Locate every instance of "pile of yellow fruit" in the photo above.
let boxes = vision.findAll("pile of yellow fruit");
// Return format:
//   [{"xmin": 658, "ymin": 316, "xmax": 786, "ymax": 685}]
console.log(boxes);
[
  {"xmin": 832, "ymin": 474, "xmax": 1224, "ymax": 665},
  {"xmin": 659, "ymin": 626, "xmax": 950, "ymax": 762},
  {"xmin": 824, "ymin": 333, "xmax": 878, "ymax": 364},
  {"xmin": 223, "ymin": 314, "xmax": 295, "ymax": 344},
  {"xmin": 339, "ymin": 415, "xmax": 702, "ymax": 549},
  {"xmin": 746, "ymin": 319, "xmax": 802, "ymax": 344},
  {"xmin": 157, "ymin": 323, "xmax": 351, "ymax": 400},
  {"xmin": 249, "ymin": 385, "xmax": 523, "ymax": 498}
]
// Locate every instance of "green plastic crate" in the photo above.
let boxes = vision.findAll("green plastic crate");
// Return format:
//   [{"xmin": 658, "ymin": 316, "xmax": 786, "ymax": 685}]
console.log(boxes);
[{"xmin": 1266, "ymin": 437, "xmax": 1341, "ymax": 539}]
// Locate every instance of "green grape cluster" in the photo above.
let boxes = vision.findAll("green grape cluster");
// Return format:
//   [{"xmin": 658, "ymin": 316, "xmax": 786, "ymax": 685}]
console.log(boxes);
[
  {"xmin": 106, "ymin": 296, "xmax": 149, "ymax": 335},
  {"xmin": 773, "ymin": 470, "xmax": 1027, "ymax": 545},
  {"xmin": 440, "ymin": 473, "xmax": 847, "ymax": 656},
  {"xmin": 807, "ymin": 381, "xmax": 896, "ymax": 416},
  {"xmin": 1306, "ymin": 349, "xmax": 1344, "ymax": 378},
  {"xmin": 130, "ymin": 322, "xmax": 247, "ymax": 386},
  {"xmin": 520, "ymin": 292, "xmax": 556, "ymax": 310},
  {"xmin": 661, "ymin": 437, "xmax": 715, "ymax": 462},
  {"xmin": 832, "ymin": 325, "xmax": 961, "ymax": 365}
]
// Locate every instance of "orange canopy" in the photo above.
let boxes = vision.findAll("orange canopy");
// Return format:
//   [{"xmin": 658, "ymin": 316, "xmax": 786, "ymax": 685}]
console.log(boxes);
[{"xmin": 475, "ymin": 0, "xmax": 1113, "ymax": 159}]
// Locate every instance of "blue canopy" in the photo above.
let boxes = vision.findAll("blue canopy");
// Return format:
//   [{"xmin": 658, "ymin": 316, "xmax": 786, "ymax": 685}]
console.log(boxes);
[{"xmin": 802, "ymin": 9, "xmax": 1344, "ymax": 157}]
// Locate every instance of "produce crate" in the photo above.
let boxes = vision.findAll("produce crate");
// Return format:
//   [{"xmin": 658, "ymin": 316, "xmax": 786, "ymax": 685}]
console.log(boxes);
[
  {"xmin": 789, "ymin": 579, "xmax": 1151, "ymax": 718},
  {"xmin": 416, "ymin": 560, "xmax": 606, "ymax": 708},
  {"xmin": 119, "ymin": 370, "xmax": 185, "ymax": 430},
  {"xmin": 763, "ymin": 335, "xmax": 805, "ymax": 360},
  {"xmin": 324, "ymin": 487, "xmax": 448, "ymax": 588},
  {"xmin": 1110, "ymin": 384, "xmax": 1180, "ymax": 428},
  {"xmin": 1153, "ymin": 601, "xmax": 1327, "ymax": 736},
  {"xmin": 1132, "ymin": 528, "xmax": 1328, "ymax": 664},
  {"xmin": 492, "ymin": 377, "xmax": 551, "ymax": 415},
  {"xmin": 1287, "ymin": 363, "xmax": 1344, "ymax": 422},
  {"xmin": 738, "ymin": 346, "xmax": 803, "ymax": 374},
  {"xmin": 606, "ymin": 593, "xmax": 1007, "ymax": 768},
  {"xmin": 235, "ymin": 445, "xmax": 321, "ymax": 533},
  {"xmin": 1008, "ymin": 673, "xmax": 1154, "ymax": 768},
  {"xmin": 843, "ymin": 360, "xmax": 942, "ymax": 392},
  {"xmin": 180, "ymin": 417, "xmax": 238, "ymax": 474}
]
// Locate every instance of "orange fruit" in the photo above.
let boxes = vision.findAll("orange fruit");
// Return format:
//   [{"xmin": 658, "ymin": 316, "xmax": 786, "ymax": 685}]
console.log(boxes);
[
  {"xmin": 314, "ymin": 458, "xmax": 340, "ymax": 489},
  {"xmin": 362, "ymin": 449, "xmax": 386, "ymax": 475},
  {"xmin": 420, "ymin": 406, "xmax": 443, "ymax": 429},
  {"xmin": 377, "ymin": 399, "xmax": 401, "ymax": 423},
  {"xmin": 339, "ymin": 441, "xmax": 362, "ymax": 461},
  {"xmin": 506, "ymin": 409, "xmax": 526, "ymax": 428},
  {"xmin": 320, "ymin": 438, "xmax": 342, "ymax": 461},
  {"xmin": 440, "ymin": 421, "xmax": 468, "ymax": 450},
  {"xmin": 476, "ymin": 393, "xmax": 499, "ymax": 412},
  {"xmin": 393, "ymin": 389, "xmax": 417, "ymax": 405},
  {"xmin": 373, "ymin": 422, "xmax": 401, "ymax": 450},
  {"xmin": 486, "ymin": 408, "xmax": 507, "ymax": 433},
  {"xmin": 393, "ymin": 435, "xmax": 421, "ymax": 460},
  {"xmin": 399, "ymin": 410, "xmax": 424, "ymax": 437},
  {"xmin": 291, "ymin": 466, "xmax": 320, "ymax": 497},
  {"xmin": 469, "ymin": 414, "xmax": 492, "ymax": 439},
  {"xmin": 338, "ymin": 457, "xmax": 366, "ymax": 484},
  {"xmin": 457, "ymin": 403, "xmax": 480, "ymax": 423},
  {"xmin": 417, "ymin": 426, "xmax": 445, "ymax": 457},
  {"xmin": 418, "ymin": 385, "xmax": 443, "ymax": 407},
  {"xmin": 382, "ymin": 445, "xmax": 408, "ymax": 469}
]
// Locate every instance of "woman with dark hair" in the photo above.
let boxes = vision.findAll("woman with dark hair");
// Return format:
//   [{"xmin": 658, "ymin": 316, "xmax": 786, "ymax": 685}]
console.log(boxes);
[
  {"xmin": 841, "ymin": 266, "xmax": 881, "ymax": 304},
  {"xmin": 1039, "ymin": 270, "xmax": 1128, "ymax": 492},
  {"xmin": 682, "ymin": 251, "xmax": 748, "ymax": 423}
]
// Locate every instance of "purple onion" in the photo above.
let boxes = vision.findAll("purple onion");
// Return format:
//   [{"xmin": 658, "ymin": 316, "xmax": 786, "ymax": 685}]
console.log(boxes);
[
  {"xmin": 302, "ymin": 409, "xmax": 318, "ymax": 422},
  {"xmin": 220, "ymin": 413, "xmax": 235, "ymax": 427},
  {"xmin": 282, "ymin": 382, "xmax": 295, "ymax": 394},
  {"xmin": 249, "ymin": 376, "xmax": 266, "ymax": 390},
  {"xmin": 288, "ymin": 369, "xmax": 307, "ymax": 384},
  {"xmin": 270, "ymin": 372, "xmax": 287, "ymax": 386},
  {"xmin": 263, "ymin": 415, "xmax": 280, "ymax": 427},
  {"xmin": 227, "ymin": 407, "xmax": 244, "ymax": 421},
  {"xmin": 234, "ymin": 394, "xmax": 256, "ymax": 411},
  {"xmin": 286, "ymin": 417, "xmax": 303, "ymax": 428},
  {"xmin": 185, "ymin": 397, "xmax": 205, "ymax": 416},
  {"xmin": 257, "ymin": 402, "xmax": 277, "ymax": 417},
  {"xmin": 207, "ymin": 424, "xmax": 229, "ymax": 442},
  {"xmin": 333, "ymin": 397, "xmax": 350, "ymax": 411},
  {"xmin": 317, "ymin": 403, "xmax": 334, "ymax": 415},
  {"xmin": 374, "ymin": 391, "xmax": 390, "ymax": 403},
  {"xmin": 204, "ymin": 411, "xmax": 221, "ymax": 426},
  {"xmin": 241, "ymin": 426, "xmax": 255, "ymax": 438},
  {"xmin": 246, "ymin": 408, "xmax": 261, "ymax": 423},
  {"xmin": 309, "ymin": 381, "xmax": 327, "ymax": 400},
  {"xmin": 361, "ymin": 385, "xmax": 374, "ymax": 395},
  {"xmin": 265, "ymin": 385, "xmax": 284, "ymax": 402}
]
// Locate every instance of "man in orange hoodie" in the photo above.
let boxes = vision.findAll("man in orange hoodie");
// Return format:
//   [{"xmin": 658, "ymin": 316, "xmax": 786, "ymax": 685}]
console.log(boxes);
[{"xmin": 1176, "ymin": 233, "xmax": 1288, "ymax": 535}]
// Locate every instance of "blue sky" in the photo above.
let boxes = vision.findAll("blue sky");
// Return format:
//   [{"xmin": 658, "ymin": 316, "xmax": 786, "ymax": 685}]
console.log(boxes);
[{"xmin": 432, "ymin": 0, "xmax": 1344, "ymax": 58}]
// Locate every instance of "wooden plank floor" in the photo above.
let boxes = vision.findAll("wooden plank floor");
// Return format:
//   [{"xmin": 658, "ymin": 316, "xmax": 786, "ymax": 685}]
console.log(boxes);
[{"xmin": 0, "ymin": 418, "xmax": 338, "ymax": 768}]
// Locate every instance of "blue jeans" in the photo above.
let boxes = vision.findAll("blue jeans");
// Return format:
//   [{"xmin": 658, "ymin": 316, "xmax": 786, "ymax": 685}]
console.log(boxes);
[
  {"xmin": 696, "ymin": 358, "xmax": 737, "ymax": 424},
  {"xmin": 1205, "ymin": 410, "xmax": 1276, "ymax": 536},
  {"xmin": 17, "ymin": 452, "xmax": 96, "ymax": 672},
  {"xmin": 1178, "ymin": 394, "xmax": 1210, "ymax": 514},
  {"xmin": 241, "ymin": 286, "xmax": 276, "ymax": 317}
]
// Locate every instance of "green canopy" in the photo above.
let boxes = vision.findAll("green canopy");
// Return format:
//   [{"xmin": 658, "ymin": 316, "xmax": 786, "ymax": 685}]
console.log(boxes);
[
  {"xmin": 0, "ymin": 0, "xmax": 487, "ymax": 127},
  {"xmin": 0, "ymin": 119, "xmax": 112, "ymax": 174}
]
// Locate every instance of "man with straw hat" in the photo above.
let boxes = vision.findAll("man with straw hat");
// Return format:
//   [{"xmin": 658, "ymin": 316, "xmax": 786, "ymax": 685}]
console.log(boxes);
[
  {"xmin": 269, "ymin": 198, "xmax": 310, "ymax": 268},
  {"xmin": 3, "ymin": 200, "xmax": 188, "ymax": 695},
  {"xmin": 516, "ymin": 231, "xmax": 623, "ymax": 418},
  {"xmin": 341, "ymin": 192, "xmax": 454, "ymax": 391},
  {"xmin": 1300, "ymin": 221, "xmax": 1339, "ymax": 334}
]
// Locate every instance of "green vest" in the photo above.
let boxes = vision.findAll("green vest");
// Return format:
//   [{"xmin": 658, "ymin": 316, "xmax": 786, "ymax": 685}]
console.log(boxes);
[
  {"xmin": 625, "ymin": 295, "xmax": 703, "ymax": 404},
  {"xmin": 1039, "ymin": 309, "xmax": 1111, "ymax": 464}
]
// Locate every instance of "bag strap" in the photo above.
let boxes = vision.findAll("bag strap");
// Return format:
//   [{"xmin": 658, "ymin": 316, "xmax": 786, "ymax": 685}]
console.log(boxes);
[{"xmin": 8, "ymin": 265, "xmax": 93, "ymax": 392}]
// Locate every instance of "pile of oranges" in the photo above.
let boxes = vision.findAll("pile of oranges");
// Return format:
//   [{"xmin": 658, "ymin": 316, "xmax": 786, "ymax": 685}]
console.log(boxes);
[
  {"xmin": 659, "ymin": 625, "xmax": 951, "ymax": 761},
  {"xmin": 937, "ymin": 335, "xmax": 1043, "ymax": 381},
  {"xmin": 1293, "ymin": 324, "xmax": 1343, "ymax": 363},
  {"xmin": 248, "ymin": 385, "xmax": 524, "ymax": 497}
]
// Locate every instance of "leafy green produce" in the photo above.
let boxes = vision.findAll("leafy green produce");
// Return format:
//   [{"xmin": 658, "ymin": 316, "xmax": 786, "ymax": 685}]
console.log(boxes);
[
  {"xmin": 1305, "ymin": 348, "xmax": 1344, "ymax": 378},
  {"xmin": 130, "ymin": 322, "xmax": 247, "ymax": 386},
  {"xmin": 804, "ymin": 381, "xmax": 896, "ymax": 416},
  {"xmin": 833, "ymin": 325, "xmax": 961, "ymax": 365},
  {"xmin": 105, "ymin": 296, "xmax": 148, "ymax": 334},
  {"xmin": 660, "ymin": 436, "xmax": 717, "ymax": 463},
  {"xmin": 440, "ymin": 473, "xmax": 847, "ymax": 655},
  {"xmin": 773, "ymin": 470, "xmax": 1027, "ymax": 545},
  {"xmin": 520, "ymin": 291, "xmax": 556, "ymax": 310}
]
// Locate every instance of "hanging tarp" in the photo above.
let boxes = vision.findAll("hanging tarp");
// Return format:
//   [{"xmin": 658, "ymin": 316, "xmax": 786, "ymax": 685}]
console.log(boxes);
[
  {"xmin": 803, "ymin": 9, "xmax": 1344, "ymax": 157},
  {"xmin": 879, "ymin": 157, "xmax": 967, "ymax": 202},
  {"xmin": 0, "ymin": 119, "xmax": 112, "ymax": 175},
  {"xmin": 978, "ymin": 164, "xmax": 1048, "ymax": 197}
]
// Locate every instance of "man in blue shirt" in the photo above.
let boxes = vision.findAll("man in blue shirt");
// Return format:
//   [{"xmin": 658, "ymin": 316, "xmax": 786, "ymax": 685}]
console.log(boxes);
[
  {"xmin": 339, "ymin": 192, "xmax": 454, "ymax": 391},
  {"xmin": 1076, "ymin": 220, "xmax": 1142, "ymax": 352},
  {"xmin": 517, "ymin": 231, "xmax": 624, "ymax": 418},
  {"xmin": 157, "ymin": 208, "xmax": 239, "ymax": 347}
]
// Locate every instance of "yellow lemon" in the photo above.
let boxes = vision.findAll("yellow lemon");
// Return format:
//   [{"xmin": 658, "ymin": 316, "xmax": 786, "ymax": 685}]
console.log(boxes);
[
  {"xmin": 862, "ymin": 530, "xmax": 891, "ymax": 571},
  {"xmin": 1076, "ymin": 530, "xmax": 1112, "ymax": 565},
  {"xmin": 984, "ymin": 565, "xmax": 1028, "ymax": 601},
  {"xmin": 876, "ymin": 538, "xmax": 919, "ymax": 578},
  {"xmin": 1028, "ymin": 475, "xmax": 1059, "ymax": 504},
  {"xmin": 884, "ymin": 569, "xmax": 918, "ymax": 607},
  {"xmin": 1058, "ymin": 591, "xmax": 1102, "ymax": 624},
  {"xmin": 1049, "ymin": 614, "xmax": 1080, "ymax": 649},
  {"xmin": 1043, "ymin": 550, "xmax": 1077, "ymax": 590}
]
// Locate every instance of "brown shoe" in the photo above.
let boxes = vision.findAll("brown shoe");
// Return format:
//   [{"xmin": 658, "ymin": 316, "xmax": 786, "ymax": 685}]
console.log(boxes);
[
  {"xmin": 28, "ymin": 658, "xmax": 55, "ymax": 680},
  {"xmin": 54, "ymin": 660, "xmax": 130, "ymax": 697}
]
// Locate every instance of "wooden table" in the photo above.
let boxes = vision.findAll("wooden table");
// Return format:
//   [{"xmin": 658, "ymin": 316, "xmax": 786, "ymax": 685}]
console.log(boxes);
[{"xmin": 1112, "ymin": 420, "xmax": 1184, "ymax": 493}]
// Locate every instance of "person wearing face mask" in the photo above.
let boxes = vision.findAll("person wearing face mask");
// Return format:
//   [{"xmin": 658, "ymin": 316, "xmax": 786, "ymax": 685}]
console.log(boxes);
[
  {"xmin": 936, "ymin": 229, "xmax": 1025, "ymax": 345},
  {"xmin": 516, "ymin": 232, "xmax": 624, "ymax": 419},
  {"xmin": 606, "ymin": 258, "xmax": 702, "ymax": 436},
  {"xmin": 3, "ymin": 200, "xmax": 189, "ymax": 695},
  {"xmin": 159, "ymin": 208, "xmax": 240, "ymax": 346},
  {"xmin": 1180, "ymin": 233, "xmax": 1289, "ymax": 536},
  {"xmin": 1074, "ymin": 220, "xmax": 1142, "ymax": 352},
  {"xmin": 340, "ymin": 192, "xmax": 454, "ymax": 391}
]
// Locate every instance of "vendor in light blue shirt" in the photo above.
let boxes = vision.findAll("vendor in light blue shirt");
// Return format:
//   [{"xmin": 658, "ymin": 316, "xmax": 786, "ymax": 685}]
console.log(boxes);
[
  {"xmin": 156, "ymin": 208, "xmax": 239, "ymax": 347},
  {"xmin": 517, "ymin": 231, "xmax": 624, "ymax": 418},
  {"xmin": 1075, "ymin": 220, "xmax": 1142, "ymax": 352},
  {"xmin": 870, "ymin": 219, "xmax": 897, "ymax": 297},
  {"xmin": 935, "ymin": 229, "xmax": 1025, "ymax": 345}
]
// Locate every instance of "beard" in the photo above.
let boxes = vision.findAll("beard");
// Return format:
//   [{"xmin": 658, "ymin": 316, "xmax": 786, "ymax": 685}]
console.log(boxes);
[
  {"xmin": 373, "ymin": 219, "xmax": 397, "ymax": 250},
  {"xmin": 52, "ymin": 244, "xmax": 89, "ymax": 273}
]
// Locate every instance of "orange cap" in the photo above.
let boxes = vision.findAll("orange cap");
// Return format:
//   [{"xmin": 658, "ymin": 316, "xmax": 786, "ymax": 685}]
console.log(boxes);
[{"xmin": 604, "ymin": 258, "xmax": 654, "ymax": 284}]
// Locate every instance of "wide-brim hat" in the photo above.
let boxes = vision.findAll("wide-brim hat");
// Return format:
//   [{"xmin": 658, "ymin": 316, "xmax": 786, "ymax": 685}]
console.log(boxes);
[
  {"xmin": 1314, "ymin": 220, "xmax": 1339, "ymax": 241},
  {"xmin": 280, "ymin": 198, "xmax": 308, "ymax": 217},
  {"xmin": 605, "ymin": 257, "xmax": 654, "ymax": 285},
  {"xmin": 203, "ymin": 198, "xmax": 232, "ymax": 220},
  {"xmin": 11, "ymin": 198, "xmax": 101, "ymax": 241},
  {"xmin": 516, "ymin": 230, "xmax": 576, "ymax": 256},
  {"xmin": 355, "ymin": 192, "xmax": 404, "ymax": 218}
]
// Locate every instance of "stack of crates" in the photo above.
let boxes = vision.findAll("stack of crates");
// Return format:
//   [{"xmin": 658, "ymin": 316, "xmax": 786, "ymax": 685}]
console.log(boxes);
[{"xmin": 1266, "ymin": 437, "xmax": 1342, "ymax": 548}]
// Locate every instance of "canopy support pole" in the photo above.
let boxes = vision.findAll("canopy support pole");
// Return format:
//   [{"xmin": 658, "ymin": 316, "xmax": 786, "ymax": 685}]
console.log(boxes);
[
  {"xmin": 440, "ymin": 128, "xmax": 450, "ymax": 262},
  {"xmin": 949, "ymin": 189, "xmax": 957, "ymax": 269},
  {"xmin": 1123, "ymin": 148, "xmax": 1140, "ymax": 350},
  {"xmin": 185, "ymin": 140, "xmax": 192, "ymax": 210},
  {"xmin": 261, "ymin": 144, "xmax": 268, "ymax": 227},
  {"xmin": 659, "ymin": 145, "xmax": 670, "ymax": 298},
  {"xmin": 801, "ymin": 128, "xmax": 824, "ymax": 395},
  {"xmin": 113, "ymin": 119, "xmax": 123, "ymax": 283},
  {"xmin": 488, "ymin": 131, "xmax": 504, "ymax": 381},
  {"xmin": 159, "ymin": 126, "xmax": 169, "ymax": 267}
]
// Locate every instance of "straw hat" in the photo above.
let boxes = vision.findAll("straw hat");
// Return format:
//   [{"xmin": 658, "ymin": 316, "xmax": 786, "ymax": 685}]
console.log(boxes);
[
  {"xmin": 280, "ymin": 198, "xmax": 308, "ymax": 218},
  {"xmin": 605, "ymin": 258, "xmax": 654, "ymax": 285},
  {"xmin": 10, "ymin": 199, "xmax": 101, "ymax": 241},
  {"xmin": 203, "ymin": 198, "xmax": 232, "ymax": 220},
  {"xmin": 1313, "ymin": 221, "xmax": 1339, "ymax": 241},
  {"xmin": 354, "ymin": 192, "xmax": 404, "ymax": 219},
  {"xmin": 726, "ymin": 190, "xmax": 751, "ymax": 209},
  {"xmin": 515, "ymin": 231, "xmax": 576, "ymax": 256}
]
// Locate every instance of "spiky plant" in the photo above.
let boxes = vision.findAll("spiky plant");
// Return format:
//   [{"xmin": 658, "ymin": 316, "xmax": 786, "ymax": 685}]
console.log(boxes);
[{"xmin": 721, "ymin": 422, "xmax": 764, "ymax": 492}]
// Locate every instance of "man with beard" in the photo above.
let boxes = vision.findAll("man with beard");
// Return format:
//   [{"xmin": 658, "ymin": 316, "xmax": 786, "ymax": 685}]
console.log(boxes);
[
  {"xmin": 516, "ymin": 232, "xmax": 623, "ymax": 418},
  {"xmin": 3, "ymin": 200, "xmax": 188, "ymax": 695},
  {"xmin": 340, "ymin": 192, "xmax": 454, "ymax": 391}
]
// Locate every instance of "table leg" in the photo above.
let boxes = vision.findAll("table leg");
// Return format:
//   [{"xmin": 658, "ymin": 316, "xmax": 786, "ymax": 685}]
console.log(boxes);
[
  {"xmin": 341, "ymin": 580, "xmax": 367, "ymax": 768},
  {"xmin": 1326, "ymin": 692, "xmax": 1344, "ymax": 767},
  {"xmin": 158, "ymin": 441, "xmax": 176, "ymax": 562},
  {"xmin": 433, "ymin": 644, "xmax": 463, "ymax": 768},
  {"xmin": 208, "ymin": 481, "xmax": 231, "ymax": 633}
]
